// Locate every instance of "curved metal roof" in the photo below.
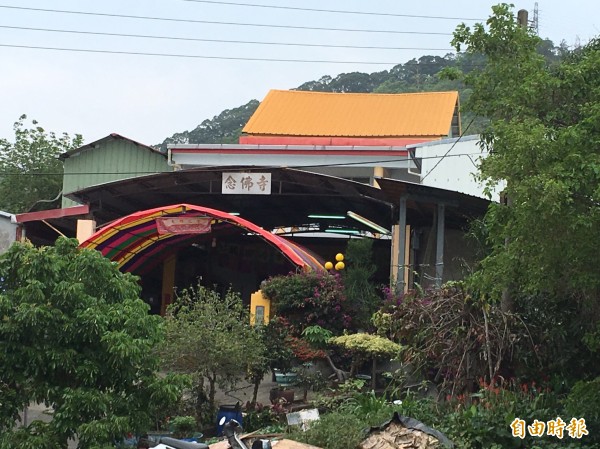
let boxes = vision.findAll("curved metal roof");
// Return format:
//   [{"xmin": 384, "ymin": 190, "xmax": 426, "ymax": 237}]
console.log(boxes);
[
  {"xmin": 67, "ymin": 167, "xmax": 393, "ymax": 232},
  {"xmin": 80, "ymin": 203, "xmax": 325, "ymax": 273}
]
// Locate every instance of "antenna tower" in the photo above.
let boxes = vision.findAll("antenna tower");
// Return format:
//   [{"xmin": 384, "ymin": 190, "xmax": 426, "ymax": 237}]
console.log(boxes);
[{"xmin": 532, "ymin": 2, "xmax": 539, "ymax": 35}]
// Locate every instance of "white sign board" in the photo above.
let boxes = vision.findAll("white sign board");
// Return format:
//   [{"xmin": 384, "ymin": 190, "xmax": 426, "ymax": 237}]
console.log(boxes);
[
  {"xmin": 286, "ymin": 408, "xmax": 320, "ymax": 431},
  {"xmin": 222, "ymin": 172, "xmax": 271, "ymax": 195}
]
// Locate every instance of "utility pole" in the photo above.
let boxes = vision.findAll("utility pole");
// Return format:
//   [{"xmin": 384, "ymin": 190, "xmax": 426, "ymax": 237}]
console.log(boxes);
[
  {"xmin": 517, "ymin": 9, "xmax": 529, "ymax": 28},
  {"xmin": 501, "ymin": 8, "xmax": 529, "ymax": 313}
]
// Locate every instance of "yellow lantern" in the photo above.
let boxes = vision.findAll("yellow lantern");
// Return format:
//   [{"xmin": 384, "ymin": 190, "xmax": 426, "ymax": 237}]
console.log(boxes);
[
  {"xmin": 335, "ymin": 253, "xmax": 344, "ymax": 262},
  {"xmin": 324, "ymin": 261, "xmax": 334, "ymax": 270},
  {"xmin": 335, "ymin": 261, "xmax": 345, "ymax": 271}
]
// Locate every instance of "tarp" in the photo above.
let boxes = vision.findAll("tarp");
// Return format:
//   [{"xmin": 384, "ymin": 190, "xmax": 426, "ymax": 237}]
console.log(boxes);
[{"xmin": 80, "ymin": 204, "xmax": 325, "ymax": 273}]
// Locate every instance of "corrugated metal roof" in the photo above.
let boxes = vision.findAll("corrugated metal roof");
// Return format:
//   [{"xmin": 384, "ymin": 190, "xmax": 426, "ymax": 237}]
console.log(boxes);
[
  {"xmin": 59, "ymin": 133, "xmax": 165, "ymax": 160},
  {"xmin": 243, "ymin": 90, "xmax": 459, "ymax": 137}
]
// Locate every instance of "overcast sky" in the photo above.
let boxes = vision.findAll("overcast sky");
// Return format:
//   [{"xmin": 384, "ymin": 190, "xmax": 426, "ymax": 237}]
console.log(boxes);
[{"xmin": 1, "ymin": 0, "xmax": 598, "ymax": 146}]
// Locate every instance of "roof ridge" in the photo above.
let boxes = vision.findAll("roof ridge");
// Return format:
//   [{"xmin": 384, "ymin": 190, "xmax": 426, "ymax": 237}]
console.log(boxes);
[{"xmin": 277, "ymin": 89, "xmax": 458, "ymax": 97}]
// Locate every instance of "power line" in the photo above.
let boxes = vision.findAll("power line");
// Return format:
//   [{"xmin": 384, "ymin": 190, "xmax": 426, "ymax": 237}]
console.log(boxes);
[
  {"xmin": 0, "ymin": 43, "xmax": 423, "ymax": 64},
  {"xmin": 0, "ymin": 25, "xmax": 454, "ymax": 52},
  {"xmin": 420, "ymin": 117, "xmax": 475, "ymax": 182},
  {"xmin": 179, "ymin": 0, "xmax": 485, "ymax": 21},
  {"xmin": 0, "ymin": 5, "xmax": 453, "ymax": 36}
]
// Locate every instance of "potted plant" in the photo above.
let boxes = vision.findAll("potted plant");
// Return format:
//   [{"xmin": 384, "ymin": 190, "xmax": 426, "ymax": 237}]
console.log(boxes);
[
  {"xmin": 263, "ymin": 317, "xmax": 296, "ymax": 375},
  {"xmin": 169, "ymin": 415, "xmax": 201, "ymax": 440},
  {"xmin": 269, "ymin": 384, "xmax": 296, "ymax": 404},
  {"xmin": 293, "ymin": 362, "xmax": 327, "ymax": 402},
  {"xmin": 273, "ymin": 369, "xmax": 298, "ymax": 387}
]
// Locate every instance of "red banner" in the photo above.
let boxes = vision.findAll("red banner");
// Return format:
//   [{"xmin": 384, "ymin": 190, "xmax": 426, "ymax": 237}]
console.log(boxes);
[{"xmin": 156, "ymin": 217, "xmax": 212, "ymax": 235}]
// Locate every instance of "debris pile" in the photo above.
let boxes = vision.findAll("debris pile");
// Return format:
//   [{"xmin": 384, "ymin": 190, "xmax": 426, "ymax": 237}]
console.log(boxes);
[{"xmin": 359, "ymin": 413, "xmax": 453, "ymax": 449}]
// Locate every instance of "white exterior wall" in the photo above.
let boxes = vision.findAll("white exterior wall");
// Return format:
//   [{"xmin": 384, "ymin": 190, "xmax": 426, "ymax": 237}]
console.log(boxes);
[
  {"xmin": 0, "ymin": 212, "xmax": 17, "ymax": 254},
  {"xmin": 172, "ymin": 151, "xmax": 411, "ymax": 170},
  {"xmin": 412, "ymin": 135, "xmax": 505, "ymax": 199}
]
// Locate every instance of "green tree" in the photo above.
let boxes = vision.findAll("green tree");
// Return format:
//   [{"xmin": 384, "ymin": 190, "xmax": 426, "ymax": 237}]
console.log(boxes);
[
  {"xmin": 160, "ymin": 285, "xmax": 265, "ymax": 420},
  {"xmin": 0, "ymin": 115, "xmax": 83, "ymax": 213},
  {"xmin": 0, "ymin": 238, "xmax": 184, "ymax": 449},
  {"xmin": 452, "ymin": 4, "xmax": 600, "ymax": 381},
  {"xmin": 453, "ymin": 4, "xmax": 600, "ymax": 301},
  {"xmin": 342, "ymin": 239, "xmax": 380, "ymax": 329}
]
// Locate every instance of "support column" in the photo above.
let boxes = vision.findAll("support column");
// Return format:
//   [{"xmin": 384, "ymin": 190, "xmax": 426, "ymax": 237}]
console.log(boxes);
[
  {"xmin": 160, "ymin": 254, "xmax": 177, "ymax": 316},
  {"xmin": 435, "ymin": 203, "xmax": 445, "ymax": 288},
  {"xmin": 395, "ymin": 195, "xmax": 407, "ymax": 293},
  {"xmin": 390, "ymin": 224, "xmax": 400, "ymax": 285},
  {"xmin": 76, "ymin": 219, "xmax": 96, "ymax": 243}
]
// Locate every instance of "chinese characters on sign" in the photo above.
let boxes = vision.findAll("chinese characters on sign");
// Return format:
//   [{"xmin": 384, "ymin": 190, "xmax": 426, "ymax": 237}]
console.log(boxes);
[
  {"xmin": 222, "ymin": 172, "xmax": 271, "ymax": 195},
  {"xmin": 511, "ymin": 417, "xmax": 588, "ymax": 439},
  {"xmin": 156, "ymin": 217, "xmax": 212, "ymax": 235}
]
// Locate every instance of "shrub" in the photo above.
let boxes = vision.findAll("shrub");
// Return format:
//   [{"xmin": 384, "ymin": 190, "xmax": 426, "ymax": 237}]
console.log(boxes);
[
  {"xmin": 565, "ymin": 377, "xmax": 600, "ymax": 441},
  {"xmin": 262, "ymin": 271, "xmax": 353, "ymax": 334},
  {"xmin": 169, "ymin": 416, "xmax": 196, "ymax": 438},
  {"xmin": 242, "ymin": 403, "xmax": 285, "ymax": 433},
  {"xmin": 397, "ymin": 380, "xmax": 600, "ymax": 449},
  {"xmin": 339, "ymin": 390, "xmax": 402, "ymax": 426},
  {"xmin": 374, "ymin": 282, "xmax": 526, "ymax": 394},
  {"xmin": 342, "ymin": 239, "xmax": 381, "ymax": 329}
]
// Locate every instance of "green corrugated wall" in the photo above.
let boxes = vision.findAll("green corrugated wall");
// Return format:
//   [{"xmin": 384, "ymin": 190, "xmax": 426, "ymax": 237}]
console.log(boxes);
[{"xmin": 62, "ymin": 138, "xmax": 172, "ymax": 207}]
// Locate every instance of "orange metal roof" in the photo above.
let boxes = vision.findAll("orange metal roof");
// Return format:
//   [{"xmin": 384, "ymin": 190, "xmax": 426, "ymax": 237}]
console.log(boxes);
[{"xmin": 242, "ymin": 90, "xmax": 459, "ymax": 138}]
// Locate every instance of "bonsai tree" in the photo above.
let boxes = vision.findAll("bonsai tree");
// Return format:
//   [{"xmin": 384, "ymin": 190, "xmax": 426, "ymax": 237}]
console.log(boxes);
[{"xmin": 329, "ymin": 333, "xmax": 402, "ymax": 390}]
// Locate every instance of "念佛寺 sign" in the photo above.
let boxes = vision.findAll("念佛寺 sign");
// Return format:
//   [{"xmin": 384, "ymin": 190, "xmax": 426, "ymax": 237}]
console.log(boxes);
[{"xmin": 222, "ymin": 172, "xmax": 271, "ymax": 194}]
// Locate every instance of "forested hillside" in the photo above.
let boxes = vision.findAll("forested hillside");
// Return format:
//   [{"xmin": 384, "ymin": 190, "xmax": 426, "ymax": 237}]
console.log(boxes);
[{"xmin": 157, "ymin": 39, "xmax": 564, "ymax": 150}]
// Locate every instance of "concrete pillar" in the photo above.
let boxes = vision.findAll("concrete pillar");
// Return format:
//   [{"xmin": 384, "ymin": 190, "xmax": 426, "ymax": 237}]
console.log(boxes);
[
  {"xmin": 160, "ymin": 254, "xmax": 177, "ymax": 316},
  {"xmin": 396, "ymin": 195, "xmax": 407, "ymax": 292},
  {"xmin": 76, "ymin": 219, "xmax": 96, "ymax": 243},
  {"xmin": 435, "ymin": 203, "xmax": 445, "ymax": 288}
]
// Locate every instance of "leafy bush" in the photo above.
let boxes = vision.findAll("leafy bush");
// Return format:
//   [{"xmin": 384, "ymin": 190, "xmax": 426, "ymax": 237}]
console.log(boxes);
[
  {"xmin": 339, "ymin": 390, "xmax": 402, "ymax": 426},
  {"xmin": 242, "ymin": 403, "xmax": 285, "ymax": 432},
  {"xmin": 0, "ymin": 238, "xmax": 186, "ymax": 448},
  {"xmin": 565, "ymin": 377, "xmax": 600, "ymax": 440},
  {"xmin": 302, "ymin": 325, "xmax": 333, "ymax": 348},
  {"xmin": 262, "ymin": 271, "xmax": 353, "ymax": 334},
  {"xmin": 397, "ymin": 381, "xmax": 600, "ymax": 449},
  {"xmin": 341, "ymin": 239, "xmax": 381, "ymax": 329},
  {"xmin": 169, "ymin": 416, "xmax": 196, "ymax": 438}
]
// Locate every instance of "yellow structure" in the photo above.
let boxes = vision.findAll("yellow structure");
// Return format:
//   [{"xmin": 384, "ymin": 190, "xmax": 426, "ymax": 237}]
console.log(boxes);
[
  {"xmin": 160, "ymin": 254, "xmax": 176, "ymax": 316},
  {"xmin": 76, "ymin": 219, "xmax": 96, "ymax": 243},
  {"xmin": 243, "ymin": 89, "xmax": 460, "ymax": 138},
  {"xmin": 250, "ymin": 290, "xmax": 270, "ymax": 325}
]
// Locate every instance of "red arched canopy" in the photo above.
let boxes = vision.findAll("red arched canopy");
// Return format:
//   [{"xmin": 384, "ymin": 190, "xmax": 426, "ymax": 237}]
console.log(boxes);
[{"xmin": 80, "ymin": 204, "xmax": 324, "ymax": 273}]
